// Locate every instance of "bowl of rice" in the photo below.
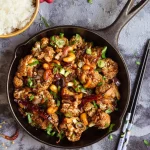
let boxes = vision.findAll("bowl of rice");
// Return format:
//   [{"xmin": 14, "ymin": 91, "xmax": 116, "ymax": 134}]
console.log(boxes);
[{"xmin": 0, "ymin": 0, "xmax": 39, "ymax": 38}]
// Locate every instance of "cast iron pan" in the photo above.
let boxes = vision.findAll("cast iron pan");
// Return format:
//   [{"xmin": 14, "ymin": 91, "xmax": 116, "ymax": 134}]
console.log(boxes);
[{"xmin": 7, "ymin": 0, "xmax": 149, "ymax": 149}]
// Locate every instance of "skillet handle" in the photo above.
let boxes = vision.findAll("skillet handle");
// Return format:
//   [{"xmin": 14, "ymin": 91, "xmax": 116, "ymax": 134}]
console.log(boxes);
[{"xmin": 97, "ymin": 0, "xmax": 149, "ymax": 47}]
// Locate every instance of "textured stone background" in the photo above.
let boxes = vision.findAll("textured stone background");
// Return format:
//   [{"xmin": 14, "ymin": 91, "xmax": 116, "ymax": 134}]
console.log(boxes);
[{"xmin": 0, "ymin": 0, "xmax": 150, "ymax": 149}]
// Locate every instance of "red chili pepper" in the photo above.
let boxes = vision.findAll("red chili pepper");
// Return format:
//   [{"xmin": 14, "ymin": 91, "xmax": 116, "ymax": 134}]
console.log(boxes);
[
  {"xmin": 0, "ymin": 128, "xmax": 19, "ymax": 141},
  {"xmin": 81, "ymin": 94, "xmax": 102, "ymax": 106},
  {"xmin": 45, "ymin": 0, "xmax": 54, "ymax": 3}
]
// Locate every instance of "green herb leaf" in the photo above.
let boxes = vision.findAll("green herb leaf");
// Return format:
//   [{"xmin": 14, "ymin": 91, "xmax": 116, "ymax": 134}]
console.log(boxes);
[
  {"xmin": 46, "ymin": 124, "xmax": 53, "ymax": 135},
  {"xmin": 60, "ymin": 33, "xmax": 64, "ymax": 38},
  {"xmin": 144, "ymin": 140, "xmax": 150, "ymax": 146},
  {"xmin": 41, "ymin": 16, "xmax": 50, "ymax": 28},
  {"xmin": 27, "ymin": 78, "xmax": 33, "ymax": 87},
  {"xmin": 108, "ymin": 135, "xmax": 113, "ymax": 140},
  {"xmin": 88, "ymin": 0, "xmax": 93, "ymax": 4},
  {"xmin": 93, "ymin": 101, "xmax": 98, "ymax": 109},
  {"xmin": 26, "ymin": 112, "xmax": 32, "ymax": 124},
  {"xmin": 108, "ymin": 123, "xmax": 115, "ymax": 132},
  {"xmin": 136, "ymin": 61, "xmax": 140, "ymax": 65},
  {"xmin": 97, "ymin": 82, "xmax": 103, "ymax": 86},
  {"xmin": 28, "ymin": 59, "xmax": 39, "ymax": 66},
  {"xmin": 105, "ymin": 109, "xmax": 112, "ymax": 114},
  {"xmin": 86, "ymin": 48, "xmax": 92, "ymax": 55},
  {"xmin": 101, "ymin": 46, "xmax": 107, "ymax": 59},
  {"xmin": 57, "ymin": 100, "xmax": 60, "ymax": 107},
  {"xmin": 29, "ymin": 95, "xmax": 34, "ymax": 101},
  {"xmin": 97, "ymin": 60, "xmax": 105, "ymax": 68}
]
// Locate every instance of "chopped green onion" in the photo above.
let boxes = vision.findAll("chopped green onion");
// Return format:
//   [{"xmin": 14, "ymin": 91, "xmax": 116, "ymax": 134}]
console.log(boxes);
[
  {"xmin": 64, "ymin": 71, "xmax": 70, "ymax": 77},
  {"xmin": 51, "ymin": 36, "xmax": 55, "ymax": 41},
  {"xmin": 56, "ymin": 39, "xmax": 65, "ymax": 48},
  {"xmin": 46, "ymin": 124, "xmax": 53, "ymax": 135},
  {"xmin": 105, "ymin": 109, "xmax": 112, "ymax": 114},
  {"xmin": 78, "ymin": 61, "xmax": 84, "ymax": 68},
  {"xmin": 29, "ymin": 95, "xmax": 34, "ymax": 101},
  {"xmin": 103, "ymin": 76, "xmax": 106, "ymax": 80},
  {"xmin": 50, "ymin": 91, "xmax": 58, "ymax": 99},
  {"xmin": 53, "ymin": 67, "xmax": 59, "ymax": 74},
  {"xmin": 73, "ymin": 79, "xmax": 78, "ymax": 86},
  {"xmin": 88, "ymin": 0, "xmax": 93, "ymax": 4},
  {"xmin": 75, "ymin": 34, "xmax": 80, "ymax": 40},
  {"xmin": 27, "ymin": 78, "xmax": 33, "ymax": 87},
  {"xmin": 57, "ymin": 131, "xmax": 64, "ymax": 140},
  {"xmin": 86, "ymin": 48, "xmax": 92, "ymax": 55},
  {"xmin": 60, "ymin": 33, "xmax": 64, "ymax": 38},
  {"xmin": 108, "ymin": 123, "xmax": 115, "ymax": 133},
  {"xmin": 97, "ymin": 82, "xmax": 103, "ymax": 86},
  {"xmin": 80, "ymin": 87, "xmax": 87, "ymax": 94},
  {"xmin": 26, "ymin": 112, "xmax": 32, "ymax": 124},
  {"xmin": 59, "ymin": 68, "xmax": 65, "ymax": 75},
  {"xmin": 51, "ymin": 131, "xmax": 56, "ymax": 136},
  {"xmin": 58, "ymin": 86, "xmax": 61, "ymax": 92},
  {"xmin": 101, "ymin": 46, "xmax": 107, "ymax": 59},
  {"xmin": 28, "ymin": 59, "xmax": 39, "ymax": 66},
  {"xmin": 97, "ymin": 60, "xmax": 105, "ymax": 68},
  {"xmin": 144, "ymin": 140, "xmax": 150, "ymax": 146},
  {"xmin": 41, "ymin": 16, "xmax": 50, "ymax": 28},
  {"xmin": 56, "ymin": 100, "xmax": 60, "ymax": 107},
  {"xmin": 108, "ymin": 135, "xmax": 113, "ymax": 140},
  {"xmin": 93, "ymin": 101, "xmax": 98, "ymax": 109},
  {"xmin": 136, "ymin": 61, "xmax": 140, "ymax": 65}
]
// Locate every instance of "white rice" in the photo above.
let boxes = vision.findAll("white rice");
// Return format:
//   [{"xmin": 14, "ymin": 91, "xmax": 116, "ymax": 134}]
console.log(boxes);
[{"xmin": 0, "ymin": 0, "xmax": 35, "ymax": 35}]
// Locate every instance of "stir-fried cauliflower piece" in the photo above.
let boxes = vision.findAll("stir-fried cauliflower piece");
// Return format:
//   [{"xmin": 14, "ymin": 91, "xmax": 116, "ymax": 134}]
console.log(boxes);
[{"xmin": 60, "ymin": 117, "xmax": 86, "ymax": 142}]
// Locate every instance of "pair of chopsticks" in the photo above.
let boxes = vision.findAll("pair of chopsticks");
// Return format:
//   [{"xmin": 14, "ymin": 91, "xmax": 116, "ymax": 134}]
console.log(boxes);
[{"xmin": 117, "ymin": 40, "xmax": 150, "ymax": 150}]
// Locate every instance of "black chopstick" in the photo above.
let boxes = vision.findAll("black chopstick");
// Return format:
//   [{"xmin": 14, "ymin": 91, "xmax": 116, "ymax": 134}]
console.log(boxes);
[{"xmin": 117, "ymin": 40, "xmax": 150, "ymax": 150}]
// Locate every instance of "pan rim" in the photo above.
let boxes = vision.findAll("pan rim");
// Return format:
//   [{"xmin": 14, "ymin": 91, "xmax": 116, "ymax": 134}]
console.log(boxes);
[{"xmin": 6, "ymin": 25, "xmax": 131, "ymax": 149}]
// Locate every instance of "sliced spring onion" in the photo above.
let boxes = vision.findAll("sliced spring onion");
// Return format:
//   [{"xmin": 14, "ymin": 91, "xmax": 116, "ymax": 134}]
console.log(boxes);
[
  {"xmin": 53, "ymin": 67, "xmax": 59, "ymax": 74},
  {"xmin": 29, "ymin": 95, "xmax": 34, "ymax": 101},
  {"xmin": 57, "ymin": 131, "xmax": 64, "ymax": 140},
  {"xmin": 105, "ymin": 109, "xmax": 112, "ymax": 114},
  {"xmin": 73, "ymin": 79, "xmax": 78, "ymax": 86},
  {"xmin": 64, "ymin": 71, "xmax": 70, "ymax": 77},
  {"xmin": 58, "ymin": 86, "xmax": 61, "ymax": 92},
  {"xmin": 97, "ymin": 82, "xmax": 103, "ymax": 86},
  {"xmin": 26, "ymin": 112, "xmax": 32, "ymax": 124},
  {"xmin": 27, "ymin": 78, "xmax": 33, "ymax": 87},
  {"xmin": 50, "ymin": 91, "xmax": 58, "ymax": 99},
  {"xmin": 28, "ymin": 60, "xmax": 39, "ymax": 66},
  {"xmin": 88, "ymin": 0, "xmax": 93, "ymax": 4},
  {"xmin": 136, "ymin": 61, "xmax": 140, "ymax": 65},
  {"xmin": 108, "ymin": 135, "xmax": 113, "ymax": 140},
  {"xmin": 41, "ymin": 16, "xmax": 50, "ymax": 28},
  {"xmin": 51, "ymin": 36, "xmax": 55, "ymax": 41},
  {"xmin": 108, "ymin": 123, "xmax": 115, "ymax": 133},
  {"xmin": 86, "ymin": 48, "xmax": 92, "ymax": 55},
  {"xmin": 56, "ymin": 100, "xmax": 60, "ymax": 107},
  {"xmin": 101, "ymin": 46, "xmax": 107, "ymax": 59},
  {"xmin": 59, "ymin": 68, "xmax": 65, "ymax": 75},
  {"xmin": 60, "ymin": 33, "xmax": 64, "ymax": 38},
  {"xmin": 75, "ymin": 34, "xmax": 80, "ymax": 40},
  {"xmin": 97, "ymin": 60, "xmax": 105, "ymax": 68},
  {"xmin": 78, "ymin": 61, "xmax": 84, "ymax": 68},
  {"xmin": 46, "ymin": 124, "xmax": 53, "ymax": 135},
  {"xmin": 144, "ymin": 140, "xmax": 150, "ymax": 146},
  {"xmin": 93, "ymin": 101, "xmax": 98, "ymax": 109},
  {"xmin": 56, "ymin": 39, "xmax": 65, "ymax": 48},
  {"xmin": 51, "ymin": 131, "xmax": 56, "ymax": 136}
]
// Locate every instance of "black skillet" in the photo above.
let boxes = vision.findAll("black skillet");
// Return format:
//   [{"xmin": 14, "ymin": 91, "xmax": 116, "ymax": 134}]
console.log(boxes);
[{"xmin": 7, "ymin": 0, "xmax": 149, "ymax": 149}]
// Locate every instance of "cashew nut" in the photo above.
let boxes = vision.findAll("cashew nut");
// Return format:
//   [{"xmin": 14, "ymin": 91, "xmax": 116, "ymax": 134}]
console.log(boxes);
[
  {"xmin": 43, "ymin": 63, "xmax": 50, "ymax": 70},
  {"xmin": 63, "ymin": 52, "xmax": 75, "ymax": 62},
  {"xmin": 82, "ymin": 64, "xmax": 91, "ymax": 70},
  {"xmin": 47, "ymin": 106, "xmax": 58, "ymax": 115},
  {"xmin": 50, "ymin": 84, "xmax": 58, "ymax": 93}
]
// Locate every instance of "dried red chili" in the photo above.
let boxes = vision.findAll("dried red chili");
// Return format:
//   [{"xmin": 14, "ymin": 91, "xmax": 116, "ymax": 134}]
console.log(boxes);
[{"xmin": 0, "ymin": 128, "xmax": 19, "ymax": 141}]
